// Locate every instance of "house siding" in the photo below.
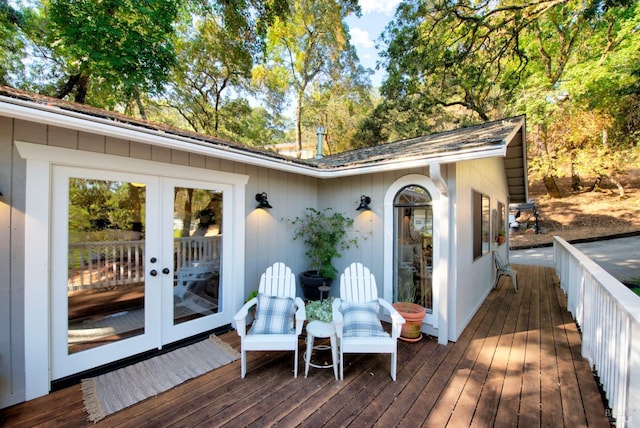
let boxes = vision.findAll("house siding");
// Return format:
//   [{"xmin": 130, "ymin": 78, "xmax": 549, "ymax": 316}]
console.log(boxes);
[
  {"xmin": 0, "ymin": 116, "xmax": 315, "ymax": 406},
  {"xmin": 452, "ymin": 157, "xmax": 509, "ymax": 340},
  {"xmin": 0, "ymin": 103, "xmax": 521, "ymax": 407},
  {"xmin": 0, "ymin": 117, "xmax": 27, "ymax": 408}
]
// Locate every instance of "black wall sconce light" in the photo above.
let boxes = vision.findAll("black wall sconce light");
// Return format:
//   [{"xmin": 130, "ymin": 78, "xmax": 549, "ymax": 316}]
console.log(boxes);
[
  {"xmin": 255, "ymin": 192, "xmax": 273, "ymax": 209},
  {"xmin": 356, "ymin": 195, "xmax": 371, "ymax": 211}
]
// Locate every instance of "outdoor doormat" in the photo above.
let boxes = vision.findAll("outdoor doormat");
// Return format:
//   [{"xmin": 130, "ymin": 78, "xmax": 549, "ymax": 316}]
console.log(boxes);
[{"xmin": 81, "ymin": 335, "xmax": 239, "ymax": 423}]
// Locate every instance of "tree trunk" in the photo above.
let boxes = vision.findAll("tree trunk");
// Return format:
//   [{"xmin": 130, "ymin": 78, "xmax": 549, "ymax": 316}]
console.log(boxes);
[
  {"xmin": 295, "ymin": 92, "xmax": 303, "ymax": 159},
  {"xmin": 588, "ymin": 176, "xmax": 603, "ymax": 192},
  {"xmin": 134, "ymin": 89, "xmax": 147, "ymax": 120},
  {"xmin": 55, "ymin": 73, "xmax": 82, "ymax": 100},
  {"xmin": 608, "ymin": 174, "xmax": 626, "ymax": 198},
  {"xmin": 543, "ymin": 175, "xmax": 562, "ymax": 198},
  {"xmin": 75, "ymin": 74, "xmax": 89, "ymax": 104},
  {"xmin": 570, "ymin": 152, "xmax": 583, "ymax": 191}
]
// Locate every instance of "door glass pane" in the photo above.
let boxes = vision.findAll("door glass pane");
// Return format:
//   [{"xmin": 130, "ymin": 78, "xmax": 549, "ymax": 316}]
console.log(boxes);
[
  {"xmin": 67, "ymin": 179, "xmax": 146, "ymax": 354},
  {"xmin": 173, "ymin": 188, "xmax": 222, "ymax": 325},
  {"xmin": 394, "ymin": 186, "xmax": 433, "ymax": 313}
]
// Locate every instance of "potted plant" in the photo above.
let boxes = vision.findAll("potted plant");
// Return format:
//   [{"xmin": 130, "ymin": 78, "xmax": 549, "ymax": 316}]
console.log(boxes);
[
  {"xmin": 497, "ymin": 228, "xmax": 506, "ymax": 245},
  {"xmin": 392, "ymin": 272, "xmax": 426, "ymax": 342},
  {"xmin": 305, "ymin": 297, "xmax": 334, "ymax": 323},
  {"xmin": 289, "ymin": 207, "xmax": 358, "ymax": 300}
]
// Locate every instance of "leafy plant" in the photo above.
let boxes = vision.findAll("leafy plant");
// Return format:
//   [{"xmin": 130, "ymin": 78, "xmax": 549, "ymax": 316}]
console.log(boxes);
[
  {"xmin": 305, "ymin": 297, "xmax": 334, "ymax": 323},
  {"xmin": 288, "ymin": 207, "xmax": 359, "ymax": 280},
  {"xmin": 396, "ymin": 270, "xmax": 416, "ymax": 304}
]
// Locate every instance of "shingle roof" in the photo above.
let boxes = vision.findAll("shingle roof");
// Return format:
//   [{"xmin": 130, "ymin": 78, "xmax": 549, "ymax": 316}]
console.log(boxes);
[
  {"xmin": 311, "ymin": 116, "xmax": 525, "ymax": 169},
  {"xmin": 0, "ymin": 85, "xmax": 527, "ymax": 202}
]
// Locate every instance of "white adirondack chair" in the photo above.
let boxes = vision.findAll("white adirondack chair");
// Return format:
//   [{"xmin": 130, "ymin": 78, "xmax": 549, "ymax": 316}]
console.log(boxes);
[
  {"xmin": 174, "ymin": 259, "xmax": 218, "ymax": 300},
  {"xmin": 332, "ymin": 262, "xmax": 405, "ymax": 381},
  {"xmin": 234, "ymin": 262, "xmax": 306, "ymax": 378},
  {"xmin": 493, "ymin": 250, "xmax": 518, "ymax": 292}
]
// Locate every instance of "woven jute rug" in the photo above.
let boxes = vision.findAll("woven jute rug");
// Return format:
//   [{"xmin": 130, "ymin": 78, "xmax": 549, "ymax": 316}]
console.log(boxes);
[{"xmin": 82, "ymin": 335, "xmax": 239, "ymax": 423}]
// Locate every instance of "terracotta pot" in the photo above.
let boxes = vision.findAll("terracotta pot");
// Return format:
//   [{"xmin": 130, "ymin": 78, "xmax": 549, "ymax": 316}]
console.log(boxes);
[{"xmin": 393, "ymin": 302, "xmax": 426, "ymax": 342}]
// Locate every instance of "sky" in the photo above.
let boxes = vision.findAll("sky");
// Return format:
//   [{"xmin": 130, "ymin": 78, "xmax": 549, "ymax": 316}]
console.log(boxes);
[{"xmin": 345, "ymin": 0, "xmax": 401, "ymax": 88}]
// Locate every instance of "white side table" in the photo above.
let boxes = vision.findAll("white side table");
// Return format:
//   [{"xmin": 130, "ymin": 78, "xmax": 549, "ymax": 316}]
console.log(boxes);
[{"xmin": 304, "ymin": 320, "xmax": 339, "ymax": 380}]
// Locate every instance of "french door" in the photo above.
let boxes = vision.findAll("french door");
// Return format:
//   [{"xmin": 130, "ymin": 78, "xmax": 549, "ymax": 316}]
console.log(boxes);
[{"xmin": 51, "ymin": 166, "xmax": 232, "ymax": 379}]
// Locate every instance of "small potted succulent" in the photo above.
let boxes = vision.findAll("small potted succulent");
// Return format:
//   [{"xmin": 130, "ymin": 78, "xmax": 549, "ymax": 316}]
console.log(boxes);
[{"xmin": 305, "ymin": 297, "xmax": 334, "ymax": 323}]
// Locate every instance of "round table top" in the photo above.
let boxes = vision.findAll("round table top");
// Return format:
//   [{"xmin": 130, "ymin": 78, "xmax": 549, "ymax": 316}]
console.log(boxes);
[{"xmin": 306, "ymin": 320, "xmax": 335, "ymax": 337}]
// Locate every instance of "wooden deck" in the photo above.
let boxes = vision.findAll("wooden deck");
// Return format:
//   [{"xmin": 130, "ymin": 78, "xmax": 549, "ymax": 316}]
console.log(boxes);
[{"xmin": 1, "ymin": 264, "xmax": 611, "ymax": 427}]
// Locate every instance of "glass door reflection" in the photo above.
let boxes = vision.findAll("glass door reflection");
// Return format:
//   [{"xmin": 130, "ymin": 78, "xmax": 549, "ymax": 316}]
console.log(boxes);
[
  {"xmin": 172, "ymin": 188, "xmax": 222, "ymax": 325},
  {"xmin": 66, "ymin": 179, "xmax": 146, "ymax": 354}
]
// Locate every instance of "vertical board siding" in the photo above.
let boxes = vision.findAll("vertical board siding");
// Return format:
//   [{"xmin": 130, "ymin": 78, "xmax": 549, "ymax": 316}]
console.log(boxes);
[
  {"xmin": 453, "ymin": 158, "xmax": 510, "ymax": 340},
  {"xmin": 0, "ymin": 117, "xmax": 260, "ymax": 407},
  {"xmin": 0, "ymin": 117, "xmax": 27, "ymax": 408}
]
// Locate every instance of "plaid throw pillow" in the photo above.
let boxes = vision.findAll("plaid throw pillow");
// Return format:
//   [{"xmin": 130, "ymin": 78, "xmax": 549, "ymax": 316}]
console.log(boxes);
[
  {"xmin": 341, "ymin": 301, "xmax": 389, "ymax": 338},
  {"xmin": 249, "ymin": 293, "xmax": 296, "ymax": 334}
]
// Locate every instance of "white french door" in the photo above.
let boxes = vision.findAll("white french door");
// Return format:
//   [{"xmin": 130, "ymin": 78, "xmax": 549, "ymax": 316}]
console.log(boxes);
[{"xmin": 51, "ymin": 166, "xmax": 233, "ymax": 379}]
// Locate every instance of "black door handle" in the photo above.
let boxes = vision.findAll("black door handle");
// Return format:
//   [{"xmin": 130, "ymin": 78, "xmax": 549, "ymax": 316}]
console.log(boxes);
[
  {"xmin": 162, "ymin": 268, "xmax": 170, "ymax": 275},
  {"xmin": 150, "ymin": 269, "xmax": 158, "ymax": 276}
]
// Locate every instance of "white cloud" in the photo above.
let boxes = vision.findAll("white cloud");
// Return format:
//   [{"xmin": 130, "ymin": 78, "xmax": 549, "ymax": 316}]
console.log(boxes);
[
  {"xmin": 359, "ymin": 0, "xmax": 401, "ymax": 15},
  {"xmin": 350, "ymin": 28, "xmax": 374, "ymax": 48}
]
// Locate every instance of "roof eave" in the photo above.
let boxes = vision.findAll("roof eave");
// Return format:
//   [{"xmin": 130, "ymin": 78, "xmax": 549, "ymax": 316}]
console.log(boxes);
[{"xmin": 0, "ymin": 95, "xmax": 523, "ymax": 181}]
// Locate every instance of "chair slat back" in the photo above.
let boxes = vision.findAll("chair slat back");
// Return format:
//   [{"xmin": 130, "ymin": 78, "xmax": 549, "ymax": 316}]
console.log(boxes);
[
  {"xmin": 493, "ymin": 250, "xmax": 507, "ymax": 271},
  {"xmin": 340, "ymin": 262, "xmax": 378, "ymax": 303},
  {"xmin": 259, "ymin": 262, "xmax": 296, "ymax": 298}
]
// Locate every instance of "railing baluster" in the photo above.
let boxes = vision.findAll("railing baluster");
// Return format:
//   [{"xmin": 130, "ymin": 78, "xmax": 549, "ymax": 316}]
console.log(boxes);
[{"xmin": 554, "ymin": 237, "xmax": 640, "ymax": 427}]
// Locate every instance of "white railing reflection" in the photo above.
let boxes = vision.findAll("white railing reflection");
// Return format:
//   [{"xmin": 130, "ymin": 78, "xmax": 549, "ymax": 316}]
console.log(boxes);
[
  {"xmin": 554, "ymin": 237, "xmax": 640, "ymax": 427},
  {"xmin": 68, "ymin": 236, "xmax": 221, "ymax": 292}
]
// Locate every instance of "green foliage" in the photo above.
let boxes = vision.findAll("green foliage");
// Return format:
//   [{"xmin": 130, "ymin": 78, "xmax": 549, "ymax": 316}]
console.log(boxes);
[
  {"xmin": 255, "ymin": 0, "xmax": 363, "ymax": 155},
  {"xmin": 305, "ymin": 297, "xmax": 334, "ymax": 322},
  {"xmin": 167, "ymin": 11, "xmax": 253, "ymax": 135},
  {"xmin": 44, "ymin": 0, "xmax": 180, "ymax": 103},
  {"xmin": 288, "ymin": 207, "xmax": 358, "ymax": 280}
]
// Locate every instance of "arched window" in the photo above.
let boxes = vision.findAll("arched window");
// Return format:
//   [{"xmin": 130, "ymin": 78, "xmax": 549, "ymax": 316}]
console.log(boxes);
[{"xmin": 393, "ymin": 185, "xmax": 433, "ymax": 313}]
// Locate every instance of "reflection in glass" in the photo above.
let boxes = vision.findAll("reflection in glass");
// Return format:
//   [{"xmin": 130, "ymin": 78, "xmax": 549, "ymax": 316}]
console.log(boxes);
[
  {"xmin": 172, "ymin": 188, "xmax": 222, "ymax": 325},
  {"xmin": 394, "ymin": 186, "xmax": 433, "ymax": 313},
  {"xmin": 67, "ymin": 179, "xmax": 146, "ymax": 354}
]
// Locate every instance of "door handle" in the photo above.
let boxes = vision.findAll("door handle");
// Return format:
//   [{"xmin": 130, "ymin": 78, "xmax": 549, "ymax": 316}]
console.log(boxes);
[
  {"xmin": 162, "ymin": 268, "xmax": 170, "ymax": 275},
  {"xmin": 150, "ymin": 269, "xmax": 158, "ymax": 276}
]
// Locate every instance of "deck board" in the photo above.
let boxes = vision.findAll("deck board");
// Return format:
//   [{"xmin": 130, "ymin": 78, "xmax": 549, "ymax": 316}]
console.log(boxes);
[{"xmin": 1, "ymin": 264, "xmax": 611, "ymax": 427}]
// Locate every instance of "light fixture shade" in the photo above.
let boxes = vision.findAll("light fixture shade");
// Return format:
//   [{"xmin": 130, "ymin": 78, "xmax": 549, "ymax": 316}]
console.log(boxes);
[
  {"xmin": 255, "ymin": 192, "xmax": 272, "ymax": 209},
  {"xmin": 356, "ymin": 195, "xmax": 371, "ymax": 211}
]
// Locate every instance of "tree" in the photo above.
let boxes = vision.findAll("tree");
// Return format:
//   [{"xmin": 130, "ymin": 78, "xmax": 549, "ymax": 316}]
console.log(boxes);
[
  {"xmin": 301, "ymin": 45, "xmax": 374, "ymax": 154},
  {"xmin": 379, "ymin": 0, "xmax": 530, "ymax": 125},
  {"xmin": 254, "ymin": 0, "xmax": 361, "ymax": 157},
  {"xmin": 0, "ymin": 0, "xmax": 26, "ymax": 85},
  {"xmin": 379, "ymin": 0, "xmax": 639, "ymax": 195},
  {"xmin": 166, "ymin": 16, "xmax": 253, "ymax": 135},
  {"xmin": 43, "ymin": 0, "xmax": 180, "ymax": 110}
]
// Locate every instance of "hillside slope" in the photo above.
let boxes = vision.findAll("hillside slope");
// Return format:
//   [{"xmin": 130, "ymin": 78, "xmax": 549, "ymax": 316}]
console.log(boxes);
[{"xmin": 510, "ymin": 168, "xmax": 640, "ymax": 248}]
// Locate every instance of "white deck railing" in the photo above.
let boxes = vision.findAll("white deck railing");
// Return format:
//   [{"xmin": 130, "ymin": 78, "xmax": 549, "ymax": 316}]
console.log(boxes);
[
  {"xmin": 68, "ymin": 236, "xmax": 221, "ymax": 292},
  {"xmin": 554, "ymin": 237, "xmax": 640, "ymax": 427}
]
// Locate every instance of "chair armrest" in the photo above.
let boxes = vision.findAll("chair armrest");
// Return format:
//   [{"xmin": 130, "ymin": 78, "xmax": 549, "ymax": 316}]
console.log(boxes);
[
  {"xmin": 294, "ymin": 297, "xmax": 307, "ymax": 335},
  {"xmin": 332, "ymin": 298, "xmax": 344, "ymax": 338},
  {"xmin": 377, "ymin": 298, "xmax": 406, "ymax": 339},
  {"xmin": 234, "ymin": 297, "xmax": 257, "ymax": 337}
]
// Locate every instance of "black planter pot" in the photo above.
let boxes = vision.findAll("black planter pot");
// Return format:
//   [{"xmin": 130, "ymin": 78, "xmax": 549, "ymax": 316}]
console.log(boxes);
[{"xmin": 299, "ymin": 270, "xmax": 333, "ymax": 301}]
